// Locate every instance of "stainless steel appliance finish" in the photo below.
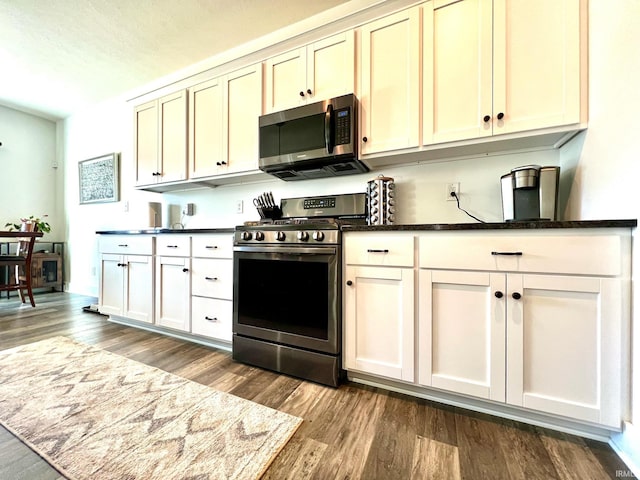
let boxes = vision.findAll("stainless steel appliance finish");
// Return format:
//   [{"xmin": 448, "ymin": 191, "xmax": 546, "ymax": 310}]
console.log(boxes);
[
  {"xmin": 367, "ymin": 175, "xmax": 396, "ymax": 225},
  {"xmin": 232, "ymin": 193, "xmax": 366, "ymax": 387},
  {"xmin": 501, "ymin": 165, "xmax": 560, "ymax": 221},
  {"xmin": 258, "ymin": 94, "xmax": 369, "ymax": 181}
]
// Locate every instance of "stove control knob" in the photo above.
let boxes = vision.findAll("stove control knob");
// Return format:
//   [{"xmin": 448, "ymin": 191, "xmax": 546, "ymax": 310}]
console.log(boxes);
[
  {"xmin": 312, "ymin": 231, "xmax": 325, "ymax": 242},
  {"xmin": 297, "ymin": 231, "xmax": 309, "ymax": 241},
  {"xmin": 241, "ymin": 231, "xmax": 253, "ymax": 241},
  {"xmin": 255, "ymin": 231, "xmax": 265, "ymax": 241},
  {"xmin": 275, "ymin": 231, "xmax": 286, "ymax": 241}
]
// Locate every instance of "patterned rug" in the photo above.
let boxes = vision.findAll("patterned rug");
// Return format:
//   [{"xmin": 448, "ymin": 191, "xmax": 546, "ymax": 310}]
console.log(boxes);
[{"xmin": 0, "ymin": 337, "xmax": 302, "ymax": 479}]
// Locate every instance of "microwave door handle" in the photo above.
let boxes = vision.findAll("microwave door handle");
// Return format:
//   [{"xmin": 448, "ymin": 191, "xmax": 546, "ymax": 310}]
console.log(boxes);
[{"xmin": 325, "ymin": 104, "xmax": 334, "ymax": 153}]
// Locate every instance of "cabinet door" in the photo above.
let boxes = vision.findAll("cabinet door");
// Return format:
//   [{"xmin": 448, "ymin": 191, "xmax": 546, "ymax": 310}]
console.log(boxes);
[
  {"xmin": 155, "ymin": 256, "xmax": 190, "ymax": 331},
  {"xmin": 99, "ymin": 254, "xmax": 124, "ymax": 316},
  {"xmin": 159, "ymin": 90, "xmax": 188, "ymax": 183},
  {"xmin": 344, "ymin": 265, "xmax": 414, "ymax": 381},
  {"xmin": 191, "ymin": 258, "xmax": 233, "ymax": 300},
  {"xmin": 306, "ymin": 31, "xmax": 355, "ymax": 102},
  {"xmin": 264, "ymin": 48, "xmax": 306, "ymax": 112},
  {"xmin": 134, "ymin": 100, "xmax": 159, "ymax": 186},
  {"xmin": 418, "ymin": 269, "xmax": 506, "ymax": 402},
  {"xmin": 423, "ymin": 0, "xmax": 492, "ymax": 144},
  {"xmin": 506, "ymin": 274, "xmax": 621, "ymax": 427},
  {"xmin": 492, "ymin": 0, "xmax": 583, "ymax": 135},
  {"xmin": 360, "ymin": 7, "xmax": 420, "ymax": 155},
  {"xmin": 123, "ymin": 255, "xmax": 154, "ymax": 323},
  {"xmin": 189, "ymin": 78, "xmax": 224, "ymax": 179},
  {"xmin": 224, "ymin": 64, "xmax": 263, "ymax": 174}
]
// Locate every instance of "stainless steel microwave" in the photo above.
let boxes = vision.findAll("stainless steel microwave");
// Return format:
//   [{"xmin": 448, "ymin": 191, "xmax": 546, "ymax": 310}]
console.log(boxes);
[{"xmin": 258, "ymin": 94, "xmax": 369, "ymax": 181}]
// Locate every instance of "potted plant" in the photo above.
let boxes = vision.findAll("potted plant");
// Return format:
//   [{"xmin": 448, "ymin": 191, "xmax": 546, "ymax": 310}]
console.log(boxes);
[{"xmin": 5, "ymin": 215, "xmax": 51, "ymax": 233}]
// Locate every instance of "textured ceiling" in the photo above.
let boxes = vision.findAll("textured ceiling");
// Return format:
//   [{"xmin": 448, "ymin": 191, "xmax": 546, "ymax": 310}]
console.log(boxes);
[{"xmin": 0, "ymin": 0, "xmax": 349, "ymax": 120}]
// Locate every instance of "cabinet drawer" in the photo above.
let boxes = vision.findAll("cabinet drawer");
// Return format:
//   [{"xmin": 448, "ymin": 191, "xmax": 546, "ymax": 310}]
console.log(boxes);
[
  {"xmin": 191, "ymin": 258, "xmax": 233, "ymax": 299},
  {"xmin": 345, "ymin": 234, "xmax": 414, "ymax": 267},
  {"xmin": 191, "ymin": 297, "xmax": 232, "ymax": 341},
  {"xmin": 419, "ymin": 233, "xmax": 622, "ymax": 276},
  {"xmin": 156, "ymin": 235, "xmax": 191, "ymax": 256},
  {"xmin": 98, "ymin": 235, "xmax": 154, "ymax": 255},
  {"xmin": 192, "ymin": 234, "xmax": 233, "ymax": 259}
]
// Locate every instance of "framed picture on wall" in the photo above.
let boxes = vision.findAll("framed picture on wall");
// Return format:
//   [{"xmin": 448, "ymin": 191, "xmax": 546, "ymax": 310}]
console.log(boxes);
[{"xmin": 78, "ymin": 153, "xmax": 119, "ymax": 204}]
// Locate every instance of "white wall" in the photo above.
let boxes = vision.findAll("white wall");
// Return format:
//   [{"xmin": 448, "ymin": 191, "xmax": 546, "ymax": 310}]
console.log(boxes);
[
  {"xmin": 58, "ymin": 0, "xmax": 637, "ymax": 457},
  {"xmin": 0, "ymin": 106, "xmax": 62, "ymax": 242}
]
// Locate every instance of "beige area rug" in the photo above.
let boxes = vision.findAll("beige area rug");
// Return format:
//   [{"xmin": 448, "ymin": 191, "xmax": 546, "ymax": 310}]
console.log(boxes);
[{"xmin": 0, "ymin": 337, "xmax": 302, "ymax": 479}]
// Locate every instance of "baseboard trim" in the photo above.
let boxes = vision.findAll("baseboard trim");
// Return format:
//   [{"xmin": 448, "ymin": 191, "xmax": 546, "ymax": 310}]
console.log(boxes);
[{"xmin": 610, "ymin": 422, "xmax": 640, "ymax": 478}]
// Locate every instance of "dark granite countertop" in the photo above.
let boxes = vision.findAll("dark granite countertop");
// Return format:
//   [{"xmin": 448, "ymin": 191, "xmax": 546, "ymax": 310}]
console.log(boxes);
[
  {"xmin": 341, "ymin": 219, "xmax": 637, "ymax": 232},
  {"xmin": 96, "ymin": 228, "xmax": 235, "ymax": 235}
]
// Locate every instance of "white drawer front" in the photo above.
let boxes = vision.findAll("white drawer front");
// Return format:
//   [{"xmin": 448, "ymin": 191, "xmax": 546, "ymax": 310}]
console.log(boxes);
[
  {"xmin": 191, "ymin": 297, "xmax": 232, "ymax": 341},
  {"xmin": 345, "ymin": 234, "xmax": 414, "ymax": 267},
  {"xmin": 192, "ymin": 234, "xmax": 233, "ymax": 259},
  {"xmin": 419, "ymin": 234, "xmax": 622, "ymax": 276},
  {"xmin": 191, "ymin": 258, "xmax": 233, "ymax": 299},
  {"xmin": 98, "ymin": 235, "xmax": 154, "ymax": 255},
  {"xmin": 156, "ymin": 235, "xmax": 191, "ymax": 257}
]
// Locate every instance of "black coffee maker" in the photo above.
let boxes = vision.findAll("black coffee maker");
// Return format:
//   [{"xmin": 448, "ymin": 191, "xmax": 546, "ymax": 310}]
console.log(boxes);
[{"xmin": 500, "ymin": 165, "xmax": 560, "ymax": 222}]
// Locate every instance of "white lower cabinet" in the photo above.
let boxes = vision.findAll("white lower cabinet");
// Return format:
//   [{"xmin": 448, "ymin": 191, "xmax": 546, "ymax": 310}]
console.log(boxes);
[
  {"xmin": 417, "ymin": 231, "xmax": 629, "ymax": 428},
  {"xmin": 344, "ymin": 229, "xmax": 630, "ymax": 429},
  {"xmin": 343, "ymin": 233, "xmax": 415, "ymax": 382},
  {"xmin": 155, "ymin": 255, "xmax": 191, "ymax": 331},
  {"xmin": 189, "ymin": 234, "xmax": 234, "ymax": 342},
  {"xmin": 98, "ymin": 236, "xmax": 154, "ymax": 323}
]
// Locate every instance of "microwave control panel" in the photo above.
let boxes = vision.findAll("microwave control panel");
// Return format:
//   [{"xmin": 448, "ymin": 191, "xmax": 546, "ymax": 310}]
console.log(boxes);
[{"xmin": 335, "ymin": 107, "xmax": 351, "ymax": 145}]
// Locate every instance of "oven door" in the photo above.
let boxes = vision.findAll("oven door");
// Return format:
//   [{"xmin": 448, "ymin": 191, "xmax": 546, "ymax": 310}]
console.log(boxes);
[{"xmin": 233, "ymin": 245, "xmax": 340, "ymax": 355}]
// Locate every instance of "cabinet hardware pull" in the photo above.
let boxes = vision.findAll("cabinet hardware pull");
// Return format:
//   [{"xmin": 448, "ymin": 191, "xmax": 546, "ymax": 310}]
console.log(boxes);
[
  {"xmin": 346, "ymin": 280, "xmax": 353, "ymax": 286},
  {"xmin": 494, "ymin": 291, "xmax": 503, "ymax": 298},
  {"xmin": 167, "ymin": 245, "xmax": 178, "ymax": 248},
  {"xmin": 205, "ymin": 276, "xmax": 218, "ymax": 281},
  {"xmin": 307, "ymin": 89, "xmax": 312, "ymax": 95},
  {"xmin": 497, "ymin": 112, "xmax": 505, "ymax": 120},
  {"xmin": 299, "ymin": 91, "xmax": 305, "ymax": 97},
  {"xmin": 362, "ymin": 136, "xmax": 368, "ymax": 142},
  {"xmin": 182, "ymin": 268, "xmax": 189, "ymax": 273},
  {"xmin": 205, "ymin": 316, "xmax": 218, "ymax": 322},
  {"xmin": 491, "ymin": 251, "xmax": 522, "ymax": 256},
  {"xmin": 512, "ymin": 292, "xmax": 522, "ymax": 300},
  {"xmin": 367, "ymin": 249, "xmax": 389, "ymax": 253},
  {"xmin": 117, "ymin": 244, "xmax": 128, "ymax": 247},
  {"xmin": 205, "ymin": 245, "xmax": 218, "ymax": 249},
  {"xmin": 483, "ymin": 115, "xmax": 491, "ymax": 122}
]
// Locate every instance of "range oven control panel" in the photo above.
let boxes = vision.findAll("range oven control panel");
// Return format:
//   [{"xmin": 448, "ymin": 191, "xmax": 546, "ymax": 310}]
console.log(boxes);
[{"xmin": 234, "ymin": 227, "xmax": 339, "ymax": 245}]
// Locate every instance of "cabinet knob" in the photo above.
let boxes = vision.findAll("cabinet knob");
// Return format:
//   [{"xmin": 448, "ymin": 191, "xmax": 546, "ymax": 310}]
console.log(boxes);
[
  {"xmin": 362, "ymin": 136, "xmax": 368, "ymax": 143},
  {"xmin": 497, "ymin": 112, "xmax": 505, "ymax": 120},
  {"xmin": 483, "ymin": 115, "xmax": 491, "ymax": 123},
  {"xmin": 494, "ymin": 291, "xmax": 503, "ymax": 298},
  {"xmin": 182, "ymin": 267, "xmax": 189, "ymax": 273},
  {"xmin": 299, "ymin": 91, "xmax": 305, "ymax": 97},
  {"xmin": 512, "ymin": 292, "xmax": 522, "ymax": 300},
  {"xmin": 221, "ymin": 161, "xmax": 227, "ymax": 165},
  {"xmin": 307, "ymin": 89, "xmax": 312, "ymax": 95},
  {"xmin": 346, "ymin": 280, "xmax": 353, "ymax": 286}
]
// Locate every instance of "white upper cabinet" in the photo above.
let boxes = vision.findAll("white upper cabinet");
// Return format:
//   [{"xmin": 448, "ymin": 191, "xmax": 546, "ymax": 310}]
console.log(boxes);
[
  {"xmin": 359, "ymin": 7, "xmax": 420, "ymax": 156},
  {"xmin": 188, "ymin": 63, "xmax": 262, "ymax": 179},
  {"xmin": 134, "ymin": 90, "xmax": 188, "ymax": 186},
  {"xmin": 423, "ymin": 0, "xmax": 586, "ymax": 145},
  {"xmin": 264, "ymin": 31, "xmax": 355, "ymax": 113}
]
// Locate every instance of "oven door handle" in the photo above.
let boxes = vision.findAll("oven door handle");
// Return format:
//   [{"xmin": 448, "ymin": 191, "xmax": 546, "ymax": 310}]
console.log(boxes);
[{"xmin": 234, "ymin": 246, "xmax": 337, "ymax": 255}]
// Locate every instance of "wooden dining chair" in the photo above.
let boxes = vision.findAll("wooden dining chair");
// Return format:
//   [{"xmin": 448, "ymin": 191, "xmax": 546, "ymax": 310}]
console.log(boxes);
[{"xmin": 0, "ymin": 235, "xmax": 38, "ymax": 307}]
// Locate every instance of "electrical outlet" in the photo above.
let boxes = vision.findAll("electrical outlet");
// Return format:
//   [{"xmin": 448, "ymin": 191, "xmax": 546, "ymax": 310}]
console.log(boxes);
[
  {"xmin": 446, "ymin": 182, "xmax": 460, "ymax": 201},
  {"xmin": 236, "ymin": 200, "xmax": 244, "ymax": 214}
]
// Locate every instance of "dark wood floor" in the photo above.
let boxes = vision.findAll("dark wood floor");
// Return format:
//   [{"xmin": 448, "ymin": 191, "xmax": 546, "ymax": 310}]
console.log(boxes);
[{"xmin": 0, "ymin": 293, "xmax": 633, "ymax": 480}]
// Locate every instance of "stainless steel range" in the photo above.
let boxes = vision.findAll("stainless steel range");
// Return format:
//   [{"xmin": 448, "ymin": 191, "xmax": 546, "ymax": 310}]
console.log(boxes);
[{"xmin": 232, "ymin": 193, "xmax": 366, "ymax": 387}]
